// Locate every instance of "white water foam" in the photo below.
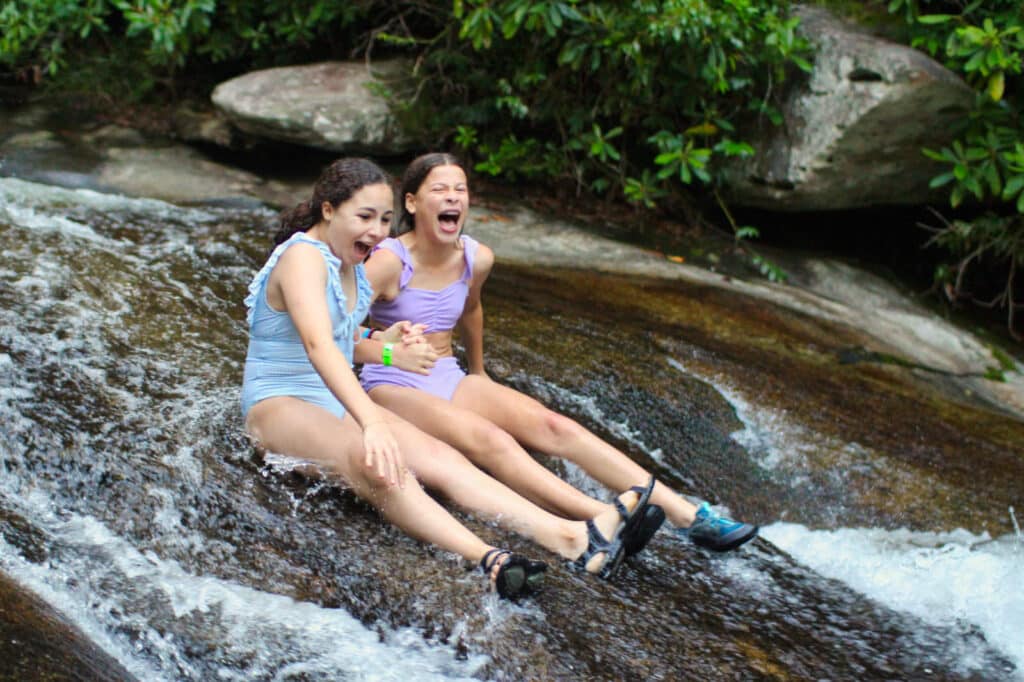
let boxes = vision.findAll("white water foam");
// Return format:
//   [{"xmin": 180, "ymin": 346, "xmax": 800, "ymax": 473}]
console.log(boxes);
[
  {"xmin": 666, "ymin": 356, "xmax": 831, "ymax": 473},
  {"xmin": 0, "ymin": 176, "xmax": 487, "ymax": 679},
  {"xmin": 762, "ymin": 522, "xmax": 1024, "ymax": 678},
  {"xmin": 0, "ymin": 507, "xmax": 486, "ymax": 681}
]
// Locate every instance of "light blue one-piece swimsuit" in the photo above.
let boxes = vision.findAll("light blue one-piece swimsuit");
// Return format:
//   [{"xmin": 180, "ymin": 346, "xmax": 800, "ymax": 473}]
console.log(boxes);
[{"xmin": 241, "ymin": 233, "xmax": 373, "ymax": 418}]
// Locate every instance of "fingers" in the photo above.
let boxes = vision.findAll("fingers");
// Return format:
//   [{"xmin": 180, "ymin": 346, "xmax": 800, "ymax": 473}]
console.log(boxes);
[
  {"xmin": 394, "ymin": 321, "xmax": 427, "ymax": 345},
  {"xmin": 362, "ymin": 423, "xmax": 405, "ymax": 489}
]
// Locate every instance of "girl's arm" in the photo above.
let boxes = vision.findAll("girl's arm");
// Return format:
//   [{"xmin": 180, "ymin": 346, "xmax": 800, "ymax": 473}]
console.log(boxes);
[
  {"xmin": 458, "ymin": 244, "xmax": 495, "ymax": 376},
  {"xmin": 270, "ymin": 243, "xmax": 404, "ymax": 486},
  {"xmin": 363, "ymin": 247, "xmax": 403, "ymax": 303},
  {"xmin": 353, "ymin": 321, "xmax": 437, "ymax": 374},
  {"xmin": 357, "ymin": 248, "xmax": 437, "ymax": 373}
]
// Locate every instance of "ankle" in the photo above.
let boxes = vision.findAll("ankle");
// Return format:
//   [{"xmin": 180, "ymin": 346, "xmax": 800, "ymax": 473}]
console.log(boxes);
[{"xmin": 561, "ymin": 521, "xmax": 588, "ymax": 561}]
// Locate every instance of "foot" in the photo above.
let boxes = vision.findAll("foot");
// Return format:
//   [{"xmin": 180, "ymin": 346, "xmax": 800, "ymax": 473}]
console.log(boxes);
[
  {"xmin": 678, "ymin": 502, "xmax": 758, "ymax": 552},
  {"xmin": 480, "ymin": 548, "xmax": 547, "ymax": 600},
  {"xmin": 572, "ymin": 519, "xmax": 626, "ymax": 579}
]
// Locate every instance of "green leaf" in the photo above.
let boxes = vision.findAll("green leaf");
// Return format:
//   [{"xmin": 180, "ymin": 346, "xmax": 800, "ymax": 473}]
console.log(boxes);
[
  {"xmin": 1002, "ymin": 174, "xmax": 1024, "ymax": 200},
  {"xmin": 917, "ymin": 14, "xmax": 954, "ymax": 24},
  {"xmin": 988, "ymin": 72, "xmax": 1005, "ymax": 101}
]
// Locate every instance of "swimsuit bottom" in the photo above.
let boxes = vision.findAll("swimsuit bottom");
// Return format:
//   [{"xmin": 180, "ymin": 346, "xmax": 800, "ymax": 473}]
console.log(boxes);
[
  {"xmin": 242, "ymin": 363, "xmax": 346, "ymax": 419},
  {"xmin": 360, "ymin": 356, "xmax": 466, "ymax": 402}
]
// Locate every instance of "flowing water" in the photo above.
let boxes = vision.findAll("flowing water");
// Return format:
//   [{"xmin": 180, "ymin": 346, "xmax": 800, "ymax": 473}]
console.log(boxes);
[{"xmin": 1, "ymin": 174, "xmax": 1022, "ymax": 680}]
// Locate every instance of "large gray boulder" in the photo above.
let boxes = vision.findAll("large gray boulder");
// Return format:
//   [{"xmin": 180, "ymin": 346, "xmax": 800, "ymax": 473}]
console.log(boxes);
[
  {"xmin": 211, "ymin": 60, "xmax": 413, "ymax": 155},
  {"xmin": 722, "ymin": 6, "xmax": 974, "ymax": 211}
]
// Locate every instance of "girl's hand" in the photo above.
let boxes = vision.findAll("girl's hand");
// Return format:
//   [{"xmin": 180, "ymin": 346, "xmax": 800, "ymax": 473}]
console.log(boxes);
[
  {"xmin": 393, "ymin": 342, "xmax": 438, "ymax": 375},
  {"xmin": 380, "ymin": 321, "xmax": 428, "ymax": 345},
  {"xmin": 361, "ymin": 421, "xmax": 405, "ymax": 488}
]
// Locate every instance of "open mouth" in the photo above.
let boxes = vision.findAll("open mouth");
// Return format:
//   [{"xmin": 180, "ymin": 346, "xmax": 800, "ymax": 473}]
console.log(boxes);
[
  {"xmin": 353, "ymin": 239, "xmax": 375, "ymax": 260},
  {"xmin": 438, "ymin": 209, "xmax": 461, "ymax": 232}
]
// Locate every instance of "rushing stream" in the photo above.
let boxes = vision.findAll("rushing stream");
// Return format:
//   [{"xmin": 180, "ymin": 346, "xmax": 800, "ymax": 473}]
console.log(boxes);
[{"xmin": 0, "ymin": 174, "xmax": 1022, "ymax": 680}]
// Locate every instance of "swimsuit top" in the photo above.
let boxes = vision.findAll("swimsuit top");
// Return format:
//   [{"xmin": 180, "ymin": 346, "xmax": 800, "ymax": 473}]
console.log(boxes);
[
  {"xmin": 244, "ymin": 232, "xmax": 373, "ymax": 366},
  {"xmin": 368, "ymin": 235, "xmax": 479, "ymax": 333}
]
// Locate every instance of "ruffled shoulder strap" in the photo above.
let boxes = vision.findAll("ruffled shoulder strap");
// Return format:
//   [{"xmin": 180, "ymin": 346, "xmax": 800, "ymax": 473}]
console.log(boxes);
[
  {"xmin": 353, "ymin": 262, "xmax": 374, "ymax": 321},
  {"xmin": 372, "ymin": 237, "xmax": 414, "ymax": 289},
  {"xmin": 460, "ymin": 234, "xmax": 480, "ymax": 283},
  {"xmin": 244, "ymin": 233, "xmax": 339, "ymax": 326}
]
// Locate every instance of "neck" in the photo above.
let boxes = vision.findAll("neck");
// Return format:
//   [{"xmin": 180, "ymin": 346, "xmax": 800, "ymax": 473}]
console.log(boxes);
[
  {"xmin": 306, "ymin": 222, "xmax": 327, "ymax": 243},
  {"xmin": 404, "ymin": 230, "xmax": 458, "ymax": 267}
]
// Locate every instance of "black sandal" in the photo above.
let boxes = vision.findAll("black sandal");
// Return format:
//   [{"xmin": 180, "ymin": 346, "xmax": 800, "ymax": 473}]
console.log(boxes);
[
  {"xmin": 480, "ymin": 548, "xmax": 547, "ymax": 600},
  {"xmin": 623, "ymin": 504, "xmax": 666, "ymax": 557},
  {"xmin": 613, "ymin": 477, "xmax": 665, "ymax": 557},
  {"xmin": 572, "ymin": 519, "xmax": 626, "ymax": 579}
]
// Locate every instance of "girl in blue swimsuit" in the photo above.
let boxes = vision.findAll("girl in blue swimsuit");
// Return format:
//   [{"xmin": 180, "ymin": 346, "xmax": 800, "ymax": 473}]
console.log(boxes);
[
  {"xmin": 361, "ymin": 153, "xmax": 758, "ymax": 553},
  {"xmin": 242, "ymin": 157, "xmax": 652, "ymax": 598}
]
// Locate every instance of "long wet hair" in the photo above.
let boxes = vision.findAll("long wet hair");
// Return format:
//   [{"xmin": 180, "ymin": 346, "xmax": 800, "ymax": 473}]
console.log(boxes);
[
  {"xmin": 274, "ymin": 157, "xmax": 391, "ymax": 246},
  {"xmin": 396, "ymin": 152, "xmax": 464, "ymax": 235}
]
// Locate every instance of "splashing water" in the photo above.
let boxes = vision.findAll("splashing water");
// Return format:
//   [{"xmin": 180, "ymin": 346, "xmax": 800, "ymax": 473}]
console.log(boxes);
[{"xmin": 762, "ymin": 523, "xmax": 1024, "ymax": 679}]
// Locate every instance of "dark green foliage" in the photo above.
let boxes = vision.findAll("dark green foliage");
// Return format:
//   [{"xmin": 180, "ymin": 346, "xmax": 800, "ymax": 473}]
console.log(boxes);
[
  {"xmin": 410, "ymin": 1, "xmax": 811, "ymax": 205},
  {"xmin": 0, "ymin": 0, "xmax": 382, "ymax": 91},
  {"xmin": 885, "ymin": 0, "xmax": 1023, "ymax": 337},
  {"xmin": 0, "ymin": 1, "xmax": 1020, "ymax": 333}
]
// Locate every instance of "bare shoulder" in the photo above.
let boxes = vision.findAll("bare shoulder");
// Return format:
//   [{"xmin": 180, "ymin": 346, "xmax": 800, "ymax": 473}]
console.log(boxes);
[
  {"xmin": 472, "ymin": 242, "xmax": 495, "ymax": 276},
  {"xmin": 364, "ymin": 246, "xmax": 403, "ymax": 297},
  {"xmin": 267, "ymin": 240, "xmax": 327, "ymax": 306},
  {"xmin": 274, "ymin": 240, "xmax": 326, "ymax": 278}
]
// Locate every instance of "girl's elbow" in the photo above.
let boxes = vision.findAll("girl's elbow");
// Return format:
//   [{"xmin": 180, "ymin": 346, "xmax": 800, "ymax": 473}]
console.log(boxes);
[{"xmin": 303, "ymin": 337, "xmax": 329, "ymax": 360}]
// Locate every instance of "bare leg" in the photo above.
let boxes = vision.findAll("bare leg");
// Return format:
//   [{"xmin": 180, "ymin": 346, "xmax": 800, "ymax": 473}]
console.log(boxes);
[
  {"xmin": 453, "ymin": 376, "xmax": 700, "ymax": 527},
  {"xmin": 383, "ymin": 415, "xmax": 636, "ymax": 570},
  {"xmin": 247, "ymin": 397, "xmax": 634, "ymax": 572},
  {"xmin": 368, "ymin": 385, "xmax": 609, "ymax": 520},
  {"xmin": 246, "ymin": 397, "xmax": 493, "ymax": 560}
]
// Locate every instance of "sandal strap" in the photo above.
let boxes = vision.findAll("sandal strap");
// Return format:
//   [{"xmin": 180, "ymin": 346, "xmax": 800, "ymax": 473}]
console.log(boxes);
[
  {"xmin": 614, "ymin": 476, "xmax": 656, "ymax": 524},
  {"xmin": 480, "ymin": 548, "xmax": 511, "ymax": 573},
  {"xmin": 613, "ymin": 498, "xmax": 631, "ymax": 522},
  {"xmin": 574, "ymin": 518, "xmax": 613, "ymax": 567},
  {"xmin": 573, "ymin": 519, "xmax": 625, "ymax": 579}
]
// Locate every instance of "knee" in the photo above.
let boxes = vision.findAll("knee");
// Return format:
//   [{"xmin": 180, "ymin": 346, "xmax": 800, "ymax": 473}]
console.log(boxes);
[
  {"xmin": 471, "ymin": 424, "xmax": 524, "ymax": 467},
  {"xmin": 539, "ymin": 410, "xmax": 582, "ymax": 443}
]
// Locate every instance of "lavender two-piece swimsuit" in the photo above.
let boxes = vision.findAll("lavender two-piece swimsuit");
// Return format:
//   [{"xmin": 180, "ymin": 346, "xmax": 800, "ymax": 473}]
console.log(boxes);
[{"xmin": 359, "ymin": 235, "xmax": 479, "ymax": 401}]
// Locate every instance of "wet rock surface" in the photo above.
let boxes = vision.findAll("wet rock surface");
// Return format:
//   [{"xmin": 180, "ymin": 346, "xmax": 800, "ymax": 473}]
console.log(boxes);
[{"xmin": 0, "ymin": 570, "xmax": 136, "ymax": 682}]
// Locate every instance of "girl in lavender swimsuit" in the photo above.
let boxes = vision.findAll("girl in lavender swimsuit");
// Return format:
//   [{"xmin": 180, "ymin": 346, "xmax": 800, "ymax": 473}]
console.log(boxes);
[{"xmin": 360, "ymin": 153, "xmax": 758, "ymax": 553}]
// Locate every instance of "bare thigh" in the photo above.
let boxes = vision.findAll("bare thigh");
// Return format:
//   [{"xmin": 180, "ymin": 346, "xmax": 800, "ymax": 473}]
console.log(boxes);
[
  {"xmin": 452, "ymin": 375, "xmax": 569, "ymax": 452},
  {"xmin": 369, "ymin": 384, "xmax": 529, "ymax": 469},
  {"xmin": 246, "ymin": 396, "xmax": 367, "ymax": 483}
]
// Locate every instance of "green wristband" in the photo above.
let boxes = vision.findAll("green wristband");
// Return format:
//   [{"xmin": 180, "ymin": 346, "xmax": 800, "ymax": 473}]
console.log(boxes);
[{"xmin": 382, "ymin": 342, "xmax": 394, "ymax": 366}]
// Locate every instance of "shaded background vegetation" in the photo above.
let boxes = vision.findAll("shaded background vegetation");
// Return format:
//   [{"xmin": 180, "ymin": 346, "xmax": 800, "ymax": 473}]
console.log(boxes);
[{"xmin": 1, "ymin": 0, "xmax": 1021, "ymax": 338}]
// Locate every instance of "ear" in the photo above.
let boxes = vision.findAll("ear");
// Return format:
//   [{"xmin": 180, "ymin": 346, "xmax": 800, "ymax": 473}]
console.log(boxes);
[
  {"xmin": 404, "ymin": 193, "xmax": 416, "ymax": 217},
  {"xmin": 320, "ymin": 201, "xmax": 334, "ymax": 222}
]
